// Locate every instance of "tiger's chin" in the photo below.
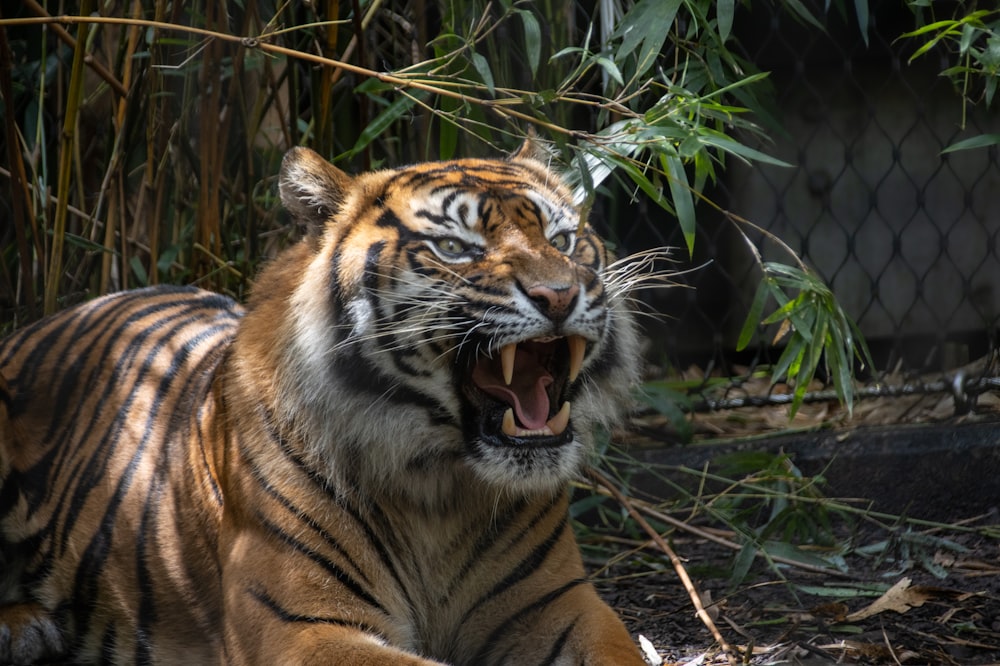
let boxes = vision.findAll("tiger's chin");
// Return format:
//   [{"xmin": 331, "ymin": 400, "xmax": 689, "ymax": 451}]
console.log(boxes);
[{"xmin": 459, "ymin": 334, "xmax": 594, "ymax": 493}]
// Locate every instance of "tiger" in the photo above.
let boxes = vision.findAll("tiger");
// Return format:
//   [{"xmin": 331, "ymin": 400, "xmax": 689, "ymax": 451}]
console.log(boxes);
[{"xmin": 0, "ymin": 143, "xmax": 655, "ymax": 665}]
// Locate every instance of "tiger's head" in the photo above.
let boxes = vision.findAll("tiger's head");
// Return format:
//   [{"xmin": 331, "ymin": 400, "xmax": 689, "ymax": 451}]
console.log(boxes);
[{"xmin": 268, "ymin": 145, "xmax": 643, "ymax": 499}]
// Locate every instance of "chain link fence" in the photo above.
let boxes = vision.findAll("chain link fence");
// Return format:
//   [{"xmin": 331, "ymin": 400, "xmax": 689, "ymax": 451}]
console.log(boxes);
[{"xmin": 607, "ymin": 2, "xmax": 1000, "ymax": 420}]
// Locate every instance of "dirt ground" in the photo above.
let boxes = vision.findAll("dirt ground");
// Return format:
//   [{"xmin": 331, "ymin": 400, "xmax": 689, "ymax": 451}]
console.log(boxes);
[
  {"xmin": 593, "ymin": 381, "xmax": 1000, "ymax": 665},
  {"xmin": 597, "ymin": 525, "xmax": 1000, "ymax": 665}
]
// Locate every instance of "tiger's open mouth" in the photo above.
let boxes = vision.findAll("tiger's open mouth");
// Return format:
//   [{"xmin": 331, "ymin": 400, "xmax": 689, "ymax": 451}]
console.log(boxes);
[{"xmin": 467, "ymin": 335, "xmax": 586, "ymax": 446}]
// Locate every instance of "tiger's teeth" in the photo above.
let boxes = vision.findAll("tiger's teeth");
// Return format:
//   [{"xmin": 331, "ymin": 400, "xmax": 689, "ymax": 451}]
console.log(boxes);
[
  {"xmin": 500, "ymin": 403, "xmax": 572, "ymax": 439},
  {"xmin": 502, "ymin": 408, "xmax": 518, "ymax": 436},
  {"xmin": 567, "ymin": 336, "xmax": 586, "ymax": 383},
  {"xmin": 500, "ymin": 343, "xmax": 516, "ymax": 386},
  {"xmin": 546, "ymin": 401, "xmax": 571, "ymax": 436}
]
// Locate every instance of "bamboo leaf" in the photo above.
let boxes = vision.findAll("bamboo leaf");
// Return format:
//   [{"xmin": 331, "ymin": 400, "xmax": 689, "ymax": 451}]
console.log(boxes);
[
  {"xmin": 827, "ymin": 330, "xmax": 853, "ymax": 413},
  {"xmin": 729, "ymin": 535, "xmax": 757, "ymax": 586},
  {"xmin": 698, "ymin": 133, "xmax": 793, "ymax": 167},
  {"xmin": 781, "ymin": 0, "xmax": 826, "ymax": 31},
  {"xmin": 854, "ymin": 0, "xmax": 870, "ymax": 46},
  {"xmin": 898, "ymin": 18, "xmax": 964, "ymax": 39},
  {"xmin": 612, "ymin": 156, "xmax": 671, "ymax": 210},
  {"xmin": 470, "ymin": 52, "xmax": 496, "ymax": 96},
  {"xmin": 515, "ymin": 8, "xmax": 542, "ymax": 78},
  {"xmin": 736, "ymin": 279, "xmax": 771, "ymax": 351},
  {"xmin": 662, "ymin": 153, "xmax": 696, "ymax": 257},
  {"xmin": 941, "ymin": 133, "xmax": 1000, "ymax": 153},
  {"xmin": 594, "ymin": 56, "xmax": 625, "ymax": 87},
  {"xmin": 771, "ymin": 335, "xmax": 806, "ymax": 388},
  {"xmin": 130, "ymin": 256, "xmax": 149, "ymax": 287},
  {"xmin": 717, "ymin": 0, "xmax": 735, "ymax": 43},
  {"xmin": 959, "ymin": 22, "xmax": 977, "ymax": 55},
  {"xmin": 613, "ymin": 0, "xmax": 682, "ymax": 62},
  {"xmin": 349, "ymin": 91, "xmax": 425, "ymax": 157}
]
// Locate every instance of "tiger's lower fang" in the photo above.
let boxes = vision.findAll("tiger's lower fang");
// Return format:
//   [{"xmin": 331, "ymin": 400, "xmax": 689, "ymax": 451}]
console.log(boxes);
[{"xmin": 500, "ymin": 401, "xmax": 571, "ymax": 438}]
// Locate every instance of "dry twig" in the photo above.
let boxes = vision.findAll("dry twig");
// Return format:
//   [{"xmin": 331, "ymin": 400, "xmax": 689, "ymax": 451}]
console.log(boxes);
[{"xmin": 586, "ymin": 467, "xmax": 740, "ymax": 666}]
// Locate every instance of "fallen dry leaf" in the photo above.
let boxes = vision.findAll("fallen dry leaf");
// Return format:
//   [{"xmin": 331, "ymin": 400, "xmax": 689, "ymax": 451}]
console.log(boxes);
[{"xmin": 846, "ymin": 577, "xmax": 934, "ymax": 621}]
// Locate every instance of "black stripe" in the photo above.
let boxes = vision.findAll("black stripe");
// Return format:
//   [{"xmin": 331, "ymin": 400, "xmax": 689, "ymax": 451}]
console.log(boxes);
[
  {"xmin": 472, "ymin": 578, "xmax": 587, "ymax": 664},
  {"xmin": 458, "ymin": 508, "xmax": 570, "ymax": 626},
  {"xmin": 539, "ymin": 617, "xmax": 578, "ymax": 666},
  {"xmin": 247, "ymin": 458, "xmax": 373, "ymax": 588},
  {"xmin": 256, "ymin": 409, "xmax": 416, "ymax": 611},
  {"xmin": 135, "ymin": 467, "xmax": 165, "ymax": 664},
  {"xmin": 329, "ymin": 353, "xmax": 444, "ymax": 412},
  {"xmin": 375, "ymin": 209, "xmax": 403, "ymax": 228},
  {"xmin": 256, "ymin": 513, "xmax": 387, "ymax": 616},
  {"xmin": 439, "ymin": 494, "xmax": 549, "ymax": 604},
  {"xmin": 249, "ymin": 587, "xmax": 382, "ymax": 635}
]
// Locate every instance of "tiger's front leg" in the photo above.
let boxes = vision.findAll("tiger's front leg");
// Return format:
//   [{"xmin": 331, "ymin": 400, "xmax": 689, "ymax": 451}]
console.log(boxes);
[
  {"xmin": 477, "ymin": 583, "xmax": 649, "ymax": 666},
  {"xmin": 218, "ymin": 524, "xmax": 448, "ymax": 666},
  {"xmin": 223, "ymin": 623, "xmax": 448, "ymax": 666}
]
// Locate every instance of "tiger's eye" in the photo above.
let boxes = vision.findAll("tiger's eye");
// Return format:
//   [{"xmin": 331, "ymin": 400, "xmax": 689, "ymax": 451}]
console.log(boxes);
[
  {"xmin": 434, "ymin": 237, "xmax": 466, "ymax": 256},
  {"xmin": 550, "ymin": 232, "xmax": 572, "ymax": 252}
]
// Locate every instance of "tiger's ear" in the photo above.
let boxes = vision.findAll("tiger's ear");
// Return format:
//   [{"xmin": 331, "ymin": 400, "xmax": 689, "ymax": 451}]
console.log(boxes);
[
  {"xmin": 279, "ymin": 147, "xmax": 354, "ymax": 234},
  {"xmin": 510, "ymin": 130, "xmax": 552, "ymax": 165}
]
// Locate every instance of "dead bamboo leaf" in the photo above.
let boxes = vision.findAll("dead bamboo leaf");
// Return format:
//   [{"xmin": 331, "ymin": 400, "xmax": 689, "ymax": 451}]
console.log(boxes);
[{"xmin": 846, "ymin": 578, "xmax": 932, "ymax": 621}]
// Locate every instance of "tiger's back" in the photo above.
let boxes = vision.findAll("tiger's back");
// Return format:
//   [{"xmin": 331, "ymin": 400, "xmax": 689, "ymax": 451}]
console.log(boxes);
[
  {"xmin": 0, "ymin": 147, "xmax": 653, "ymax": 665},
  {"xmin": 0, "ymin": 286, "xmax": 241, "ymax": 663}
]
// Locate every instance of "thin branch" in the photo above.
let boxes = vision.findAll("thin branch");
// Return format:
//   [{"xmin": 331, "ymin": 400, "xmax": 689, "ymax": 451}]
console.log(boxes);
[{"xmin": 586, "ymin": 467, "xmax": 740, "ymax": 666}]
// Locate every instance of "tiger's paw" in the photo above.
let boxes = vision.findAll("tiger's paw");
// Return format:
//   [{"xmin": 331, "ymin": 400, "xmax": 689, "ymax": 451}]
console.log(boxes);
[{"xmin": 0, "ymin": 603, "xmax": 66, "ymax": 665}]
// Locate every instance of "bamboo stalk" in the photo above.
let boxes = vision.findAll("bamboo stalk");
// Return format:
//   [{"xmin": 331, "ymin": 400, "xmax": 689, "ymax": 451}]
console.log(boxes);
[
  {"xmin": 0, "ymin": 13, "xmax": 37, "ymax": 318},
  {"xmin": 196, "ymin": 2, "xmax": 224, "ymax": 287},
  {"xmin": 44, "ymin": 1, "xmax": 93, "ymax": 314}
]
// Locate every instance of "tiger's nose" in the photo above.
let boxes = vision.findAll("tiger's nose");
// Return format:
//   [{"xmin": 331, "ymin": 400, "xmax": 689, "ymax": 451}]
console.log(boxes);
[{"xmin": 526, "ymin": 283, "xmax": 580, "ymax": 324}]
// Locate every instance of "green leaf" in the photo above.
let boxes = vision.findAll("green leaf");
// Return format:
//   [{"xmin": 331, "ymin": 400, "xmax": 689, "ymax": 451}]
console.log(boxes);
[
  {"xmin": 550, "ymin": 45, "xmax": 584, "ymax": 61},
  {"xmin": 612, "ymin": 156, "xmax": 671, "ymax": 210},
  {"xmin": 157, "ymin": 244, "xmax": 180, "ymax": 274},
  {"xmin": 130, "ymin": 256, "xmax": 149, "ymax": 287},
  {"xmin": 762, "ymin": 540, "xmax": 840, "ymax": 569},
  {"xmin": 470, "ymin": 52, "xmax": 496, "ymax": 96},
  {"xmin": 638, "ymin": 384, "xmax": 693, "ymax": 442},
  {"xmin": 781, "ymin": 0, "xmax": 826, "ymax": 31},
  {"xmin": 594, "ymin": 56, "xmax": 625, "ymax": 87},
  {"xmin": 771, "ymin": 335, "xmax": 806, "ymax": 388},
  {"xmin": 662, "ymin": 153, "xmax": 697, "ymax": 257},
  {"xmin": 941, "ymin": 133, "xmax": 1000, "ymax": 153},
  {"xmin": 903, "ymin": 22, "xmax": 964, "ymax": 63},
  {"xmin": 959, "ymin": 22, "xmax": 977, "ymax": 55},
  {"xmin": 729, "ymin": 535, "xmax": 757, "ymax": 586},
  {"xmin": 515, "ymin": 8, "xmax": 542, "ymax": 78},
  {"xmin": 854, "ymin": 0, "xmax": 869, "ymax": 46},
  {"xmin": 736, "ymin": 279, "xmax": 771, "ymax": 351},
  {"xmin": 898, "ymin": 18, "xmax": 963, "ymax": 40},
  {"xmin": 826, "ymin": 330, "xmax": 854, "ymax": 413},
  {"xmin": 717, "ymin": 0, "xmax": 735, "ymax": 43},
  {"xmin": 698, "ymin": 133, "xmax": 794, "ymax": 167},
  {"xmin": 613, "ymin": 0, "xmax": 682, "ymax": 62},
  {"xmin": 349, "ymin": 92, "xmax": 424, "ymax": 157}
]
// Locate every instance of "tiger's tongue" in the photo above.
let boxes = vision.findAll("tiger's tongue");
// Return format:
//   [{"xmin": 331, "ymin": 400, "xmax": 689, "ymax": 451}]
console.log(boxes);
[{"xmin": 471, "ymin": 348, "xmax": 552, "ymax": 430}]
